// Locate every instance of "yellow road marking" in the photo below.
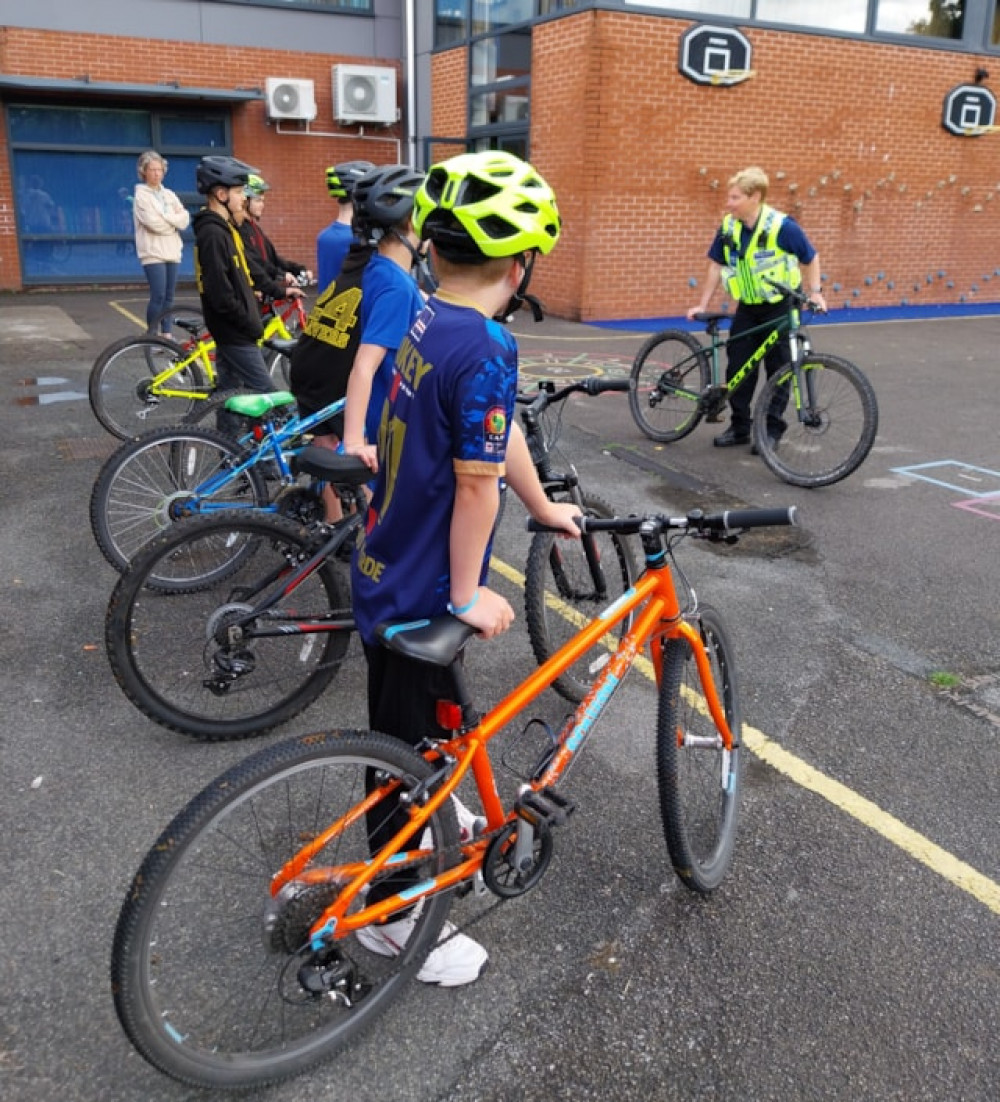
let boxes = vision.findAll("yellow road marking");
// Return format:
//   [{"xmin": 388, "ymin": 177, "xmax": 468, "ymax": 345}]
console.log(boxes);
[
  {"xmin": 491, "ymin": 553, "xmax": 1000, "ymax": 916},
  {"xmin": 109, "ymin": 300, "xmax": 146, "ymax": 330}
]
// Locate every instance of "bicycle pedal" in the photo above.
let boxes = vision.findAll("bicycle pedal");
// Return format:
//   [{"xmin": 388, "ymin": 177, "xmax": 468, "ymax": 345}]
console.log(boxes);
[{"xmin": 515, "ymin": 787, "xmax": 575, "ymax": 828}]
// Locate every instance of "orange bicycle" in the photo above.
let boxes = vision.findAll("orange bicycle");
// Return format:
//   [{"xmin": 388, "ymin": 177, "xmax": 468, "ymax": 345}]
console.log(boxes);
[{"xmin": 111, "ymin": 503, "xmax": 797, "ymax": 1090}]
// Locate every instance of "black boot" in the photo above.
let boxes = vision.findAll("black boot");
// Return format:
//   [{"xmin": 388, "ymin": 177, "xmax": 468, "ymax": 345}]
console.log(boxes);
[{"xmin": 713, "ymin": 426, "xmax": 750, "ymax": 448}]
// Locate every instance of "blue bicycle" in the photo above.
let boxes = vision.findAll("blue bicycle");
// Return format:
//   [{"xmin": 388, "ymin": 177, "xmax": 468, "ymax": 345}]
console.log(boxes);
[{"xmin": 90, "ymin": 390, "xmax": 354, "ymax": 578}]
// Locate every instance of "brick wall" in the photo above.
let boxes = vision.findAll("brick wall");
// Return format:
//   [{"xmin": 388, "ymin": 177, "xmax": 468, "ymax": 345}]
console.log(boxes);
[
  {"xmin": 0, "ymin": 27, "xmax": 402, "ymax": 291},
  {"xmin": 530, "ymin": 11, "xmax": 1000, "ymax": 321}
]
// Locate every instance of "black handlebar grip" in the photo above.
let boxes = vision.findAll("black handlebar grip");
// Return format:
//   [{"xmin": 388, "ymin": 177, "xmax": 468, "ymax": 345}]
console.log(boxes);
[
  {"xmin": 581, "ymin": 375, "xmax": 630, "ymax": 396},
  {"xmin": 712, "ymin": 506, "xmax": 798, "ymax": 531}
]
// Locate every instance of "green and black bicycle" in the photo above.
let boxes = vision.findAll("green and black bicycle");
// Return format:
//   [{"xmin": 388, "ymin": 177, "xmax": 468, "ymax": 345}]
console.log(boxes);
[{"xmin": 628, "ymin": 280, "xmax": 878, "ymax": 488}]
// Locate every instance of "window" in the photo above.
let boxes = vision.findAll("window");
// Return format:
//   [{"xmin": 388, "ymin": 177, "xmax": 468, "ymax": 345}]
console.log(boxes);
[
  {"xmin": 756, "ymin": 0, "xmax": 868, "ymax": 32},
  {"xmin": 472, "ymin": 0, "xmax": 535, "ymax": 34},
  {"xmin": 9, "ymin": 104, "xmax": 229, "ymax": 285},
  {"xmin": 207, "ymin": 0, "xmax": 371, "ymax": 9},
  {"xmin": 876, "ymin": 0, "xmax": 965, "ymax": 38},
  {"xmin": 435, "ymin": 0, "xmax": 469, "ymax": 45},
  {"xmin": 624, "ymin": 1, "xmax": 752, "ymax": 15}
]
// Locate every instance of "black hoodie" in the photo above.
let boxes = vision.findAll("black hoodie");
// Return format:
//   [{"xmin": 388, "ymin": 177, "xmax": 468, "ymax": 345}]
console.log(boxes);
[{"xmin": 193, "ymin": 208, "xmax": 264, "ymax": 346}]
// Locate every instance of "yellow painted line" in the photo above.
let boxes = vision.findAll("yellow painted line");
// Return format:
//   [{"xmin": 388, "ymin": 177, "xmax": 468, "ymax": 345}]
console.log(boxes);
[
  {"xmin": 491, "ymin": 552, "xmax": 1000, "ymax": 916},
  {"xmin": 109, "ymin": 300, "xmax": 146, "ymax": 330}
]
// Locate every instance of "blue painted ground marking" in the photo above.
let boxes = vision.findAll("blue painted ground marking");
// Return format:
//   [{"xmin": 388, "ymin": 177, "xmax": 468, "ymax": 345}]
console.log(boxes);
[{"xmin": 891, "ymin": 461, "xmax": 1000, "ymax": 497}]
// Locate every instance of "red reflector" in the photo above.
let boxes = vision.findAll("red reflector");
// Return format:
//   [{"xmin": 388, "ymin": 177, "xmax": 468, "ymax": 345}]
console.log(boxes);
[
  {"xmin": 436, "ymin": 700, "xmax": 463, "ymax": 731},
  {"xmin": 253, "ymin": 426, "xmax": 264, "ymax": 442}
]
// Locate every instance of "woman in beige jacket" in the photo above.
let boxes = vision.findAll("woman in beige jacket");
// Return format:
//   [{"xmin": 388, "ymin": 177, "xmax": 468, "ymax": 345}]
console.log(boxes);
[{"xmin": 133, "ymin": 150, "xmax": 190, "ymax": 334}]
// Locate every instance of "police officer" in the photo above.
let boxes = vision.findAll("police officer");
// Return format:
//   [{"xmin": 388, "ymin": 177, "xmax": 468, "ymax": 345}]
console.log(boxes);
[{"xmin": 688, "ymin": 166, "xmax": 827, "ymax": 449}]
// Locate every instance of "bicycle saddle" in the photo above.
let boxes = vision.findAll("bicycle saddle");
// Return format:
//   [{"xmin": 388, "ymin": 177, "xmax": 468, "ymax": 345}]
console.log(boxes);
[
  {"xmin": 224, "ymin": 391, "xmax": 296, "ymax": 417},
  {"xmin": 376, "ymin": 616, "xmax": 478, "ymax": 667},
  {"xmin": 293, "ymin": 444, "xmax": 372, "ymax": 486},
  {"xmin": 692, "ymin": 311, "xmax": 731, "ymax": 326}
]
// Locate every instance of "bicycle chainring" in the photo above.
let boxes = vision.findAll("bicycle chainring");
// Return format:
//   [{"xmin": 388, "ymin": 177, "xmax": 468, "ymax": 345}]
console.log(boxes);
[
  {"xmin": 273, "ymin": 485, "xmax": 324, "ymax": 525},
  {"xmin": 482, "ymin": 822, "xmax": 553, "ymax": 898}
]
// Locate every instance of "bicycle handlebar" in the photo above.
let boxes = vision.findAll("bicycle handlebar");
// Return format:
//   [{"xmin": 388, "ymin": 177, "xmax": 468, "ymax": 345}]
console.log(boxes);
[
  {"xmin": 527, "ymin": 505, "xmax": 798, "ymax": 536},
  {"xmin": 516, "ymin": 375, "xmax": 629, "ymax": 413},
  {"xmin": 762, "ymin": 277, "xmax": 823, "ymax": 311}
]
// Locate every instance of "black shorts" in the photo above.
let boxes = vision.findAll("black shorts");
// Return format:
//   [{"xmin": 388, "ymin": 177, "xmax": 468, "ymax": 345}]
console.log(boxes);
[{"xmin": 363, "ymin": 641, "xmax": 460, "ymax": 747}]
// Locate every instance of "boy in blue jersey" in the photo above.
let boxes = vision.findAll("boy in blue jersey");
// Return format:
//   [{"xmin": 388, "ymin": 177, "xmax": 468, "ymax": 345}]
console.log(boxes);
[
  {"xmin": 290, "ymin": 164, "xmax": 425, "ymax": 522},
  {"xmin": 350, "ymin": 151, "xmax": 580, "ymax": 986},
  {"xmin": 316, "ymin": 160, "xmax": 373, "ymax": 290}
]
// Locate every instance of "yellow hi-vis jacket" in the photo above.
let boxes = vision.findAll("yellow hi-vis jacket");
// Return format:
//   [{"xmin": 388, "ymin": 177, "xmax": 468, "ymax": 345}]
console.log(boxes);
[{"xmin": 720, "ymin": 204, "xmax": 801, "ymax": 304}]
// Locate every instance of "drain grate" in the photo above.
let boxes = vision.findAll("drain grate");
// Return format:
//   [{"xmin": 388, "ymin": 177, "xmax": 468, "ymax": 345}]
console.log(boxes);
[{"xmin": 57, "ymin": 437, "xmax": 119, "ymax": 461}]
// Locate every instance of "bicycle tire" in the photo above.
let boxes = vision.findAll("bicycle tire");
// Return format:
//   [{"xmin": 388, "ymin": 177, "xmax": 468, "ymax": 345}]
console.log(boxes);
[
  {"xmin": 264, "ymin": 343, "xmax": 293, "ymax": 388},
  {"xmin": 89, "ymin": 334, "xmax": 210, "ymax": 440},
  {"xmin": 524, "ymin": 491, "xmax": 638, "ymax": 704},
  {"xmin": 628, "ymin": 329, "xmax": 710, "ymax": 443},
  {"xmin": 106, "ymin": 513, "xmax": 353, "ymax": 739},
  {"xmin": 148, "ymin": 302, "xmax": 207, "ymax": 340},
  {"xmin": 657, "ymin": 605, "xmax": 742, "ymax": 893},
  {"xmin": 90, "ymin": 426, "xmax": 268, "ymax": 575},
  {"xmin": 111, "ymin": 729, "xmax": 457, "ymax": 1090},
  {"xmin": 752, "ymin": 352, "xmax": 879, "ymax": 488}
]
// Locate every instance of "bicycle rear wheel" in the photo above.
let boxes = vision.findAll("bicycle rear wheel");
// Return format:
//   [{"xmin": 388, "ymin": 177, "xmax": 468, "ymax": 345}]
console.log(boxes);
[
  {"xmin": 524, "ymin": 491, "xmax": 637, "ymax": 704},
  {"xmin": 148, "ymin": 302, "xmax": 207, "ymax": 341},
  {"xmin": 89, "ymin": 334, "xmax": 210, "ymax": 440},
  {"xmin": 111, "ymin": 729, "xmax": 457, "ymax": 1090},
  {"xmin": 90, "ymin": 426, "xmax": 268, "ymax": 574},
  {"xmin": 657, "ymin": 605, "xmax": 742, "ymax": 893},
  {"xmin": 106, "ymin": 513, "xmax": 353, "ymax": 739},
  {"xmin": 753, "ymin": 353, "xmax": 878, "ymax": 488},
  {"xmin": 628, "ymin": 329, "xmax": 710, "ymax": 443}
]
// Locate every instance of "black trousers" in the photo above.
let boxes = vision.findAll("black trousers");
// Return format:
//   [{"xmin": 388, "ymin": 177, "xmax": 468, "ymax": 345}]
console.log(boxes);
[{"xmin": 725, "ymin": 298, "xmax": 792, "ymax": 436}]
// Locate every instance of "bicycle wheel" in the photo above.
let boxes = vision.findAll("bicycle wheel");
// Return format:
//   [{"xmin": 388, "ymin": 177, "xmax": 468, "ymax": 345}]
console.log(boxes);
[
  {"xmin": 89, "ymin": 334, "xmax": 210, "ymax": 440},
  {"xmin": 657, "ymin": 605, "xmax": 742, "ymax": 894},
  {"xmin": 106, "ymin": 513, "xmax": 353, "ymax": 739},
  {"xmin": 524, "ymin": 491, "xmax": 637, "ymax": 704},
  {"xmin": 148, "ymin": 302, "xmax": 207, "ymax": 341},
  {"xmin": 111, "ymin": 729, "xmax": 458, "ymax": 1090},
  {"xmin": 628, "ymin": 329, "xmax": 710, "ymax": 443},
  {"xmin": 90, "ymin": 426, "xmax": 268, "ymax": 574},
  {"xmin": 752, "ymin": 353, "xmax": 878, "ymax": 488},
  {"xmin": 264, "ymin": 343, "xmax": 293, "ymax": 388}
]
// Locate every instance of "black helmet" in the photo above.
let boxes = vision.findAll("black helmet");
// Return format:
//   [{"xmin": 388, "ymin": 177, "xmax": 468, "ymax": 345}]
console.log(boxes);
[
  {"xmin": 326, "ymin": 160, "xmax": 375, "ymax": 201},
  {"xmin": 196, "ymin": 155, "xmax": 258, "ymax": 195},
  {"xmin": 353, "ymin": 164, "xmax": 425, "ymax": 233}
]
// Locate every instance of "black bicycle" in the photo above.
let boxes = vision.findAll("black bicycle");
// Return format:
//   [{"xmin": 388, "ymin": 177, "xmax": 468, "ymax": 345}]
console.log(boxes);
[
  {"xmin": 629, "ymin": 280, "xmax": 878, "ymax": 488},
  {"xmin": 517, "ymin": 376, "xmax": 638, "ymax": 702}
]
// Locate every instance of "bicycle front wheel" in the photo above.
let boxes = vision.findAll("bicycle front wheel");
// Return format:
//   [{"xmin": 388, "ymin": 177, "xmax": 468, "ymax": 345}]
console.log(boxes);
[
  {"xmin": 89, "ymin": 334, "xmax": 210, "ymax": 440},
  {"xmin": 657, "ymin": 605, "xmax": 742, "ymax": 893},
  {"xmin": 753, "ymin": 353, "xmax": 878, "ymax": 488},
  {"xmin": 524, "ymin": 491, "xmax": 637, "ymax": 704},
  {"xmin": 90, "ymin": 426, "xmax": 268, "ymax": 574},
  {"xmin": 106, "ymin": 513, "xmax": 353, "ymax": 739},
  {"xmin": 111, "ymin": 729, "xmax": 458, "ymax": 1090},
  {"xmin": 628, "ymin": 329, "xmax": 710, "ymax": 443}
]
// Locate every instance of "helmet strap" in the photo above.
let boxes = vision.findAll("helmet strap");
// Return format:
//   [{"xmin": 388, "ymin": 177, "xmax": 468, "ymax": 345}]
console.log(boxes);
[{"xmin": 495, "ymin": 250, "xmax": 540, "ymax": 323}]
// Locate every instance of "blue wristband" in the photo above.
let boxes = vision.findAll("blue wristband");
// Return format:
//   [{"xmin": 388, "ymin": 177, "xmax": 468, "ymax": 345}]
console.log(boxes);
[{"xmin": 447, "ymin": 592, "xmax": 479, "ymax": 617}]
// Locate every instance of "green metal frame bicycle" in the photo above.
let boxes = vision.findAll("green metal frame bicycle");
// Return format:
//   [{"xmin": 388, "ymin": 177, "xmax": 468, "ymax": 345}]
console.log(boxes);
[
  {"xmin": 628, "ymin": 281, "xmax": 878, "ymax": 488},
  {"xmin": 88, "ymin": 297, "xmax": 305, "ymax": 441}
]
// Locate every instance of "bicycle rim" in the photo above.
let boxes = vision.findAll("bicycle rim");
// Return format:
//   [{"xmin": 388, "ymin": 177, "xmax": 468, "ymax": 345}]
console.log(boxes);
[
  {"xmin": 753, "ymin": 353, "xmax": 879, "ymax": 488},
  {"xmin": 524, "ymin": 492, "xmax": 637, "ymax": 704},
  {"xmin": 106, "ymin": 514, "xmax": 352, "ymax": 739},
  {"xmin": 111, "ymin": 730, "xmax": 457, "ymax": 1090},
  {"xmin": 657, "ymin": 606, "xmax": 742, "ymax": 893},
  {"xmin": 90, "ymin": 336, "xmax": 210, "ymax": 440},
  {"xmin": 628, "ymin": 330, "xmax": 709, "ymax": 443},
  {"xmin": 90, "ymin": 427, "xmax": 267, "ymax": 573}
]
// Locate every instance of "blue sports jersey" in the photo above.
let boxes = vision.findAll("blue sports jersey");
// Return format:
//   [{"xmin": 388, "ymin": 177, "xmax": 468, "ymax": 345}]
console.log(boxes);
[
  {"xmin": 316, "ymin": 221, "xmax": 354, "ymax": 291},
  {"xmin": 359, "ymin": 254, "xmax": 425, "ymax": 444},
  {"xmin": 351, "ymin": 292, "xmax": 518, "ymax": 645}
]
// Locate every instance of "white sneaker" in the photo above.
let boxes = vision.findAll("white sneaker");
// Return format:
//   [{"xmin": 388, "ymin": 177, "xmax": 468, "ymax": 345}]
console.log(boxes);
[
  {"xmin": 452, "ymin": 796, "xmax": 486, "ymax": 842},
  {"xmin": 355, "ymin": 911, "xmax": 489, "ymax": 987}
]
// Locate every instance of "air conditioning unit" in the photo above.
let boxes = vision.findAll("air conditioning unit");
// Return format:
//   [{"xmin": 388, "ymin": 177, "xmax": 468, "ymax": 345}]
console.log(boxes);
[
  {"xmin": 265, "ymin": 78, "xmax": 317, "ymax": 122},
  {"xmin": 333, "ymin": 64, "xmax": 398, "ymax": 125}
]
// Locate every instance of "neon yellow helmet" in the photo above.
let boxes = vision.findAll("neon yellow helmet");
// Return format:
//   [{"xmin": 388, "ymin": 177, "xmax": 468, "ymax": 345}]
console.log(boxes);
[
  {"xmin": 412, "ymin": 150, "xmax": 560, "ymax": 259},
  {"xmin": 244, "ymin": 173, "xmax": 270, "ymax": 198}
]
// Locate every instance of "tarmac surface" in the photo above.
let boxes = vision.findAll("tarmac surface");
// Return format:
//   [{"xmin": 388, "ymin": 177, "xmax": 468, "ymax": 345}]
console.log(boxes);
[{"xmin": 0, "ymin": 287, "xmax": 998, "ymax": 1101}]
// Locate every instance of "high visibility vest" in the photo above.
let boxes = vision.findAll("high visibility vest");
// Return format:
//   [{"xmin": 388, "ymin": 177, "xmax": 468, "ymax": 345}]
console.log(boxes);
[{"xmin": 720, "ymin": 205, "xmax": 801, "ymax": 304}]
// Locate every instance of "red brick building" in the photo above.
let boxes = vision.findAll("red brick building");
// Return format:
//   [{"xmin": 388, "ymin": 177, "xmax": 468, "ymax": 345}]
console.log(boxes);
[{"xmin": 2, "ymin": 1, "xmax": 1000, "ymax": 322}]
